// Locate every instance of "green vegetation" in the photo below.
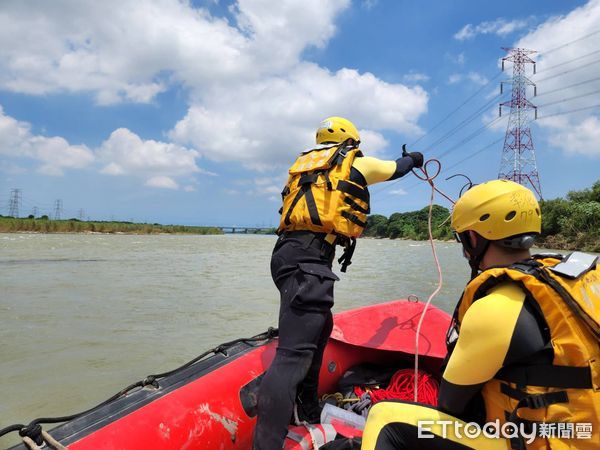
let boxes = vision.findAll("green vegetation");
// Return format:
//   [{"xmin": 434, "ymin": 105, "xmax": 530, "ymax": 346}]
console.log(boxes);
[
  {"xmin": 538, "ymin": 181, "xmax": 600, "ymax": 252},
  {"xmin": 363, "ymin": 180, "xmax": 600, "ymax": 253},
  {"xmin": 0, "ymin": 217, "xmax": 223, "ymax": 235},
  {"xmin": 363, "ymin": 204, "xmax": 453, "ymax": 241}
]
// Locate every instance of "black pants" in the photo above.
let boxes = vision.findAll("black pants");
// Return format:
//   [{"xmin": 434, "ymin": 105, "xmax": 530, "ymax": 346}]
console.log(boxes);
[{"xmin": 253, "ymin": 233, "xmax": 339, "ymax": 450}]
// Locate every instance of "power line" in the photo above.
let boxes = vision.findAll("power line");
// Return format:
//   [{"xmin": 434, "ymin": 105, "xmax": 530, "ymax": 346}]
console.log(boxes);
[
  {"xmin": 443, "ymin": 136, "xmax": 505, "ymax": 174},
  {"xmin": 434, "ymin": 115, "xmax": 505, "ymax": 161},
  {"xmin": 410, "ymin": 45, "xmax": 600, "ymax": 156},
  {"xmin": 535, "ymin": 48, "xmax": 600, "ymax": 75},
  {"xmin": 539, "ymin": 29, "xmax": 600, "ymax": 57},
  {"xmin": 423, "ymin": 92, "xmax": 506, "ymax": 153},
  {"xmin": 410, "ymin": 72, "xmax": 503, "ymax": 147},
  {"xmin": 536, "ymin": 87, "xmax": 600, "ymax": 109},
  {"xmin": 373, "ymin": 114, "xmax": 507, "ymax": 197},
  {"xmin": 536, "ymin": 75, "xmax": 600, "ymax": 97},
  {"xmin": 537, "ymin": 103, "xmax": 600, "ymax": 120},
  {"xmin": 372, "ymin": 136, "xmax": 506, "ymax": 203},
  {"xmin": 535, "ymin": 57, "xmax": 600, "ymax": 83}
]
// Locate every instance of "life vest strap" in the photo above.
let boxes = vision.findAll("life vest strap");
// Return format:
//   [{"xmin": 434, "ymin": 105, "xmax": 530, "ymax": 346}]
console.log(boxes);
[
  {"xmin": 496, "ymin": 364, "xmax": 593, "ymax": 389},
  {"xmin": 500, "ymin": 383, "xmax": 569, "ymax": 406},
  {"xmin": 338, "ymin": 237, "xmax": 356, "ymax": 273},
  {"xmin": 299, "ymin": 173, "xmax": 320, "ymax": 185},
  {"xmin": 341, "ymin": 211, "xmax": 366, "ymax": 229},
  {"xmin": 284, "ymin": 184, "xmax": 322, "ymax": 227},
  {"xmin": 303, "ymin": 186, "xmax": 322, "ymax": 226},
  {"xmin": 337, "ymin": 180, "xmax": 369, "ymax": 204},
  {"xmin": 343, "ymin": 196, "xmax": 370, "ymax": 214},
  {"xmin": 502, "ymin": 384, "xmax": 569, "ymax": 450}
]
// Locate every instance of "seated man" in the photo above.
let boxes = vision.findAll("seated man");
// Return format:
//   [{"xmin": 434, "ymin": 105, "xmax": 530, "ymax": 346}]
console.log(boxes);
[{"xmin": 362, "ymin": 180, "xmax": 600, "ymax": 449}]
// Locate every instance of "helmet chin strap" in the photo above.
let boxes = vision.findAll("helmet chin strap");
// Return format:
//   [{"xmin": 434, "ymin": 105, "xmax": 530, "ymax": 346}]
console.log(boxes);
[{"xmin": 458, "ymin": 231, "xmax": 491, "ymax": 279}]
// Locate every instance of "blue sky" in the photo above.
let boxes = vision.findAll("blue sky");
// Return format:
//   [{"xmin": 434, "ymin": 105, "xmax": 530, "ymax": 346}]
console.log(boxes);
[{"xmin": 1, "ymin": 0, "xmax": 599, "ymax": 226}]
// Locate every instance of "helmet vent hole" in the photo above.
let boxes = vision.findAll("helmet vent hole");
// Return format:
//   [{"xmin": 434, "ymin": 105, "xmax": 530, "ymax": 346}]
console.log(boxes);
[
  {"xmin": 340, "ymin": 128, "xmax": 346, "ymax": 132},
  {"xmin": 535, "ymin": 208, "xmax": 540, "ymax": 216},
  {"xmin": 479, "ymin": 213, "xmax": 490, "ymax": 222},
  {"xmin": 505, "ymin": 211, "xmax": 516, "ymax": 221},
  {"xmin": 328, "ymin": 128, "xmax": 334, "ymax": 133}
]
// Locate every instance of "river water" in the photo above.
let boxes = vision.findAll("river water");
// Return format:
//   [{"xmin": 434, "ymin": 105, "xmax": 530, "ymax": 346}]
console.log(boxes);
[{"xmin": 0, "ymin": 233, "xmax": 475, "ymax": 446}]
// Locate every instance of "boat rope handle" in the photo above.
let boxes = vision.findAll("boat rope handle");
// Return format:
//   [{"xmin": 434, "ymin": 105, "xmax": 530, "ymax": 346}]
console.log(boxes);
[
  {"xmin": 22, "ymin": 429, "xmax": 68, "ymax": 450},
  {"xmin": 402, "ymin": 148, "xmax": 456, "ymax": 403}
]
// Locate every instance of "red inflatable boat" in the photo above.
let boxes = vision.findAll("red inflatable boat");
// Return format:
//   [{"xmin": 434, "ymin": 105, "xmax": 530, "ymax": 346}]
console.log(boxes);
[{"xmin": 4, "ymin": 300, "xmax": 450, "ymax": 450}]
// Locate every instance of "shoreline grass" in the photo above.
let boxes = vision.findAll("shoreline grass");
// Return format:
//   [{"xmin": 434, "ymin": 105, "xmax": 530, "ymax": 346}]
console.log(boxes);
[{"xmin": 0, "ymin": 217, "xmax": 223, "ymax": 235}]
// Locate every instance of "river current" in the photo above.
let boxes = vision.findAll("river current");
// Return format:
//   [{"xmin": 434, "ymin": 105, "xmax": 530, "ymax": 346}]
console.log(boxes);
[{"xmin": 0, "ymin": 233, "xmax": 478, "ymax": 446}]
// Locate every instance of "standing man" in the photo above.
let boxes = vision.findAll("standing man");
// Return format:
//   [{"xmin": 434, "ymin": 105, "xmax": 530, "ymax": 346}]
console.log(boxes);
[
  {"xmin": 253, "ymin": 116, "xmax": 423, "ymax": 449},
  {"xmin": 362, "ymin": 180, "xmax": 600, "ymax": 449}
]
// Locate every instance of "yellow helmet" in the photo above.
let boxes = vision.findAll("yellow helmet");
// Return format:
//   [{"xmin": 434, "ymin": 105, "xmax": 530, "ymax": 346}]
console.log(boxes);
[
  {"xmin": 316, "ymin": 117, "xmax": 360, "ymax": 145},
  {"xmin": 452, "ymin": 179, "xmax": 541, "ymax": 241}
]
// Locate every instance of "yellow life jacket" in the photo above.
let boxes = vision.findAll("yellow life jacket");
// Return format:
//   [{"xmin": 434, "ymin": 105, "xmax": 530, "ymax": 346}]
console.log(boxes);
[
  {"xmin": 278, "ymin": 142, "xmax": 370, "ymax": 240},
  {"xmin": 449, "ymin": 253, "xmax": 600, "ymax": 449}
]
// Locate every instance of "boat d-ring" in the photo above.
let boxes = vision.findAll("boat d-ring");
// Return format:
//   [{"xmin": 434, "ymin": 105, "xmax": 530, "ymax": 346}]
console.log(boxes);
[{"xmin": 408, "ymin": 295, "xmax": 420, "ymax": 303}]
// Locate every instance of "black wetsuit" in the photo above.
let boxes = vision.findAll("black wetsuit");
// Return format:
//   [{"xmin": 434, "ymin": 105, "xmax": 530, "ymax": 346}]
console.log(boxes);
[
  {"xmin": 362, "ymin": 282, "xmax": 550, "ymax": 449},
  {"xmin": 253, "ymin": 156, "xmax": 415, "ymax": 450}
]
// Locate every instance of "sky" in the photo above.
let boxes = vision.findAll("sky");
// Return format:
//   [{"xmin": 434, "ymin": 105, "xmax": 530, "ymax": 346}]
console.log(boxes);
[{"xmin": 0, "ymin": 0, "xmax": 599, "ymax": 227}]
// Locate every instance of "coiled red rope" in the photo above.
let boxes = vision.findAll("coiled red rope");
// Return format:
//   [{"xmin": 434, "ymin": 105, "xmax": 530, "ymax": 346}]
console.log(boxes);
[{"xmin": 355, "ymin": 368, "xmax": 439, "ymax": 407}]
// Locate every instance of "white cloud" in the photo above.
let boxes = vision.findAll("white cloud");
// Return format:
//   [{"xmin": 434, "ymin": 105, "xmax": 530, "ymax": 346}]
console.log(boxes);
[
  {"xmin": 362, "ymin": 0, "xmax": 378, "ymax": 9},
  {"xmin": 0, "ymin": 0, "xmax": 350, "ymax": 104},
  {"xmin": 0, "ymin": 106, "xmax": 94, "ymax": 175},
  {"xmin": 359, "ymin": 130, "xmax": 389, "ymax": 157},
  {"xmin": 547, "ymin": 116, "xmax": 600, "ymax": 156},
  {"xmin": 445, "ymin": 52, "xmax": 466, "ymax": 65},
  {"xmin": 454, "ymin": 18, "xmax": 531, "ymax": 41},
  {"xmin": 0, "ymin": 0, "xmax": 431, "ymax": 173},
  {"xmin": 402, "ymin": 71, "xmax": 431, "ymax": 83},
  {"xmin": 516, "ymin": 0, "xmax": 600, "ymax": 156},
  {"xmin": 447, "ymin": 72, "xmax": 488, "ymax": 86},
  {"xmin": 170, "ymin": 63, "xmax": 428, "ymax": 168},
  {"xmin": 389, "ymin": 188, "xmax": 407, "ymax": 196},
  {"xmin": 97, "ymin": 128, "xmax": 207, "ymax": 188},
  {"xmin": 448, "ymin": 74, "xmax": 462, "ymax": 85},
  {"xmin": 467, "ymin": 72, "xmax": 489, "ymax": 86},
  {"xmin": 146, "ymin": 175, "xmax": 179, "ymax": 189},
  {"xmin": 249, "ymin": 176, "xmax": 287, "ymax": 198}
]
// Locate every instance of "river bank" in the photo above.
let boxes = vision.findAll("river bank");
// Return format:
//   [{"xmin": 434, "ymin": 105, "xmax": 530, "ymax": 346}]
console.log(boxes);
[{"xmin": 0, "ymin": 216, "xmax": 223, "ymax": 235}]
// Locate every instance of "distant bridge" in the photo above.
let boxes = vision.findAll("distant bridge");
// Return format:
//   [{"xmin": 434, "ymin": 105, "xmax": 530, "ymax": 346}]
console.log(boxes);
[{"xmin": 217, "ymin": 226, "xmax": 276, "ymax": 234}]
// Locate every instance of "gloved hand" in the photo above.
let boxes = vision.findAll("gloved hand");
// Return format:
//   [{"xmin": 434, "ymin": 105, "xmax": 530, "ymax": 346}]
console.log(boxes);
[{"xmin": 407, "ymin": 151, "xmax": 424, "ymax": 168}]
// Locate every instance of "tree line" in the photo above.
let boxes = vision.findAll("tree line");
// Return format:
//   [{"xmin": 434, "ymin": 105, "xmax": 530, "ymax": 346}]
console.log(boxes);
[
  {"xmin": 0, "ymin": 216, "xmax": 223, "ymax": 235},
  {"xmin": 363, "ymin": 180, "xmax": 600, "ymax": 253}
]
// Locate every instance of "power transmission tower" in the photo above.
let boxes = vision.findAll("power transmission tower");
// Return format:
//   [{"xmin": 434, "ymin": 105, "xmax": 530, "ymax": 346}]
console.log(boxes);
[
  {"xmin": 53, "ymin": 199, "xmax": 63, "ymax": 220},
  {"xmin": 31, "ymin": 206, "xmax": 39, "ymax": 217},
  {"xmin": 498, "ymin": 47, "xmax": 543, "ymax": 199},
  {"xmin": 78, "ymin": 209, "xmax": 85, "ymax": 220},
  {"xmin": 8, "ymin": 188, "xmax": 21, "ymax": 217}
]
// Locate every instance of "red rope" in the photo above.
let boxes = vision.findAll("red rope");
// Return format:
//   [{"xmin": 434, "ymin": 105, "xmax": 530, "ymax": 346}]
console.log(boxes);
[{"xmin": 356, "ymin": 369, "xmax": 439, "ymax": 406}]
